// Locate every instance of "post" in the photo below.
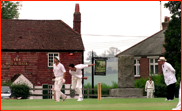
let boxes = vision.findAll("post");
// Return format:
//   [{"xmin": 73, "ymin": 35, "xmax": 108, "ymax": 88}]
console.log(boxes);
[
  {"xmin": 97, "ymin": 82, "xmax": 101, "ymax": 100},
  {"xmin": 87, "ymin": 86, "xmax": 89, "ymax": 98},
  {"xmin": 160, "ymin": 1, "xmax": 162, "ymax": 30},
  {"xmin": 91, "ymin": 50, "xmax": 94, "ymax": 97}
]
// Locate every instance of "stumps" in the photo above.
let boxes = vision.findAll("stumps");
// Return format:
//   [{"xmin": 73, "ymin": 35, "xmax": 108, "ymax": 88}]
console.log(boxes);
[{"xmin": 97, "ymin": 82, "xmax": 101, "ymax": 100}]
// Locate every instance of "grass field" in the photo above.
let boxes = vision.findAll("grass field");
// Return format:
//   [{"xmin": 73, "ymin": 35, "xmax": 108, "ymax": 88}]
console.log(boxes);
[{"xmin": 1, "ymin": 98, "xmax": 178, "ymax": 110}]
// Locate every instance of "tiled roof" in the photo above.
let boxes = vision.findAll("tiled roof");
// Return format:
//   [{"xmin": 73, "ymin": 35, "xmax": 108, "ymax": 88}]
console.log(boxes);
[
  {"xmin": 1, "ymin": 19, "xmax": 84, "ymax": 51},
  {"xmin": 116, "ymin": 30, "xmax": 165, "ymax": 57}
]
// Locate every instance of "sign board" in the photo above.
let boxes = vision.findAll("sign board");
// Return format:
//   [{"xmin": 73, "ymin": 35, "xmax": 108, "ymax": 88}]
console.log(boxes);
[
  {"xmin": 95, "ymin": 59, "xmax": 106, "ymax": 76},
  {"xmin": 5, "ymin": 57, "xmax": 28, "ymax": 66}
]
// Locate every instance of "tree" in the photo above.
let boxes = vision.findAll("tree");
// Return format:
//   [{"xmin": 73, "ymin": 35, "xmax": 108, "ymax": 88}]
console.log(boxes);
[
  {"xmin": 106, "ymin": 47, "xmax": 121, "ymax": 57},
  {"xmin": 163, "ymin": 1, "xmax": 181, "ymax": 81},
  {"xmin": 86, "ymin": 51, "xmax": 98, "ymax": 62},
  {"xmin": 100, "ymin": 47, "xmax": 120, "ymax": 62},
  {"xmin": 1, "ymin": 1, "xmax": 22, "ymax": 19}
]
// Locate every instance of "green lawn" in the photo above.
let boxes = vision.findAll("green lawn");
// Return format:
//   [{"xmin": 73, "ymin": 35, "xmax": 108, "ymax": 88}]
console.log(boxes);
[{"xmin": 1, "ymin": 98, "xmax": 178, "ymax": 110}]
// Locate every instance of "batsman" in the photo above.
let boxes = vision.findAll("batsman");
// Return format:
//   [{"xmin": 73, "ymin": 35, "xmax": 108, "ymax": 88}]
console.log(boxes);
[
  {"xmin": 69, "ymin": 63, "xmax": 95, "ymax": 101},
  {"xmin": 52, "ymin": 56, "xmax": 67, "ymax": 102}
]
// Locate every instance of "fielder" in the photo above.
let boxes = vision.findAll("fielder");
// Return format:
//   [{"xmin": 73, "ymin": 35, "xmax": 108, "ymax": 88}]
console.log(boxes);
[
  {"xmin": 52, "ymin": 56, "xmax": 67, "ymax": 102},
  {"xmin": 69, "ymin": 63, "xmax": 95, "ymax": 101},
  {"xmin": 172, "ymin": 81, "xmax": 181, "ymax": 110},
  {"xmin": 145, "ymin": 77, "xmax": 155, "ymax": 98}
]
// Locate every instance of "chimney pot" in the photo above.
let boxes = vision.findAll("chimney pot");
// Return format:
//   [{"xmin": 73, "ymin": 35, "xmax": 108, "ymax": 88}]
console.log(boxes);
[
  {"xmin": 75, "ymin": 4, "xmax": 79, "ymax": 12},
  {"xmin": 73, "ymin": 4, "xmax": 81, "ymax": 34},
  {"xmin": 164, "ymin": 16, "xmax": 170, "ymax": 22},
  {"xmin": 162, "ymin": 16, "xmax": 170, "ymax": 30}
]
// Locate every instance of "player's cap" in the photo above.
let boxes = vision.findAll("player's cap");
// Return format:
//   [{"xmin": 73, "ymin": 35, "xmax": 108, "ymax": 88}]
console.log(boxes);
[
  {"xmin": 158, "ymin": 57, "xmax": 167, "ymax": 61},
  {"xmin": 54, "ymin": 56, "xmax": 60, "ymax": 61}
]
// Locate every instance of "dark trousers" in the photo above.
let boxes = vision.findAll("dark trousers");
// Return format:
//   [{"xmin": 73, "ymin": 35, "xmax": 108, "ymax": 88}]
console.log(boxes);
[{"xmin": 167, "ymin": 83, "xmax": 175, "ymax": 100}]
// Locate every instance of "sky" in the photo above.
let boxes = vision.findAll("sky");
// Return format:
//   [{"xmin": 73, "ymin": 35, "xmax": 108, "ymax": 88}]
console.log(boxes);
[{"xmin": 18, "ymin": 1, "xmax": 172, "ymax": 62}]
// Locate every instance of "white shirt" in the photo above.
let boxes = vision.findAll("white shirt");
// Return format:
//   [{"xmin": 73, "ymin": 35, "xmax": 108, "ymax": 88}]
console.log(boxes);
[
  {"xmin": 69, "ymin": 64, "xmax": 89, "ymax": 79},
  {"xmin": 162, "ymin": 62, "xmax": 177, "ymax": 86},
  {"xmin": 145, "ymin": 80, "xmax": 155, "ymax": 91},
  {"xmin": 53, "ymin": 63, "xmax": 66, "ymax": 77}
]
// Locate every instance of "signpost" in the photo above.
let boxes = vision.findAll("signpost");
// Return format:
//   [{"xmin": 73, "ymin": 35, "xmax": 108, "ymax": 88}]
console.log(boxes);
[
  {"xmin": 95, "ymin": 59, "xmax": 106, "ymax": 76},
  {"xmin": 91, "ymin": 51, "xmax": 108, "ymax": 97}
]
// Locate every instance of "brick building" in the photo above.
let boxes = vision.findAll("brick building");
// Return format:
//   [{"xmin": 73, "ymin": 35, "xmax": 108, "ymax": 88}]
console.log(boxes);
[
  {"xmin": 1, "ymin": 4, "xmax": 83, "ymax": 99},
  {"xmin": 116, "ymin": 17, "xmax": 170, "ymax": 80}
]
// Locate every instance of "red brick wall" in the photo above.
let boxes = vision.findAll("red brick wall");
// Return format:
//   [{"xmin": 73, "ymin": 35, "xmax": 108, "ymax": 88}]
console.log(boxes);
[
  {"xmin": 140, "ymin": 57, "xmax": 149, "ymax": 78},
  {"xmin": 134, "ymin": 57, "xmax": 163, "ymax": 80},
  {"xmin": 1, "ymin": 52, "xmax": 83, "ymax": 86}
]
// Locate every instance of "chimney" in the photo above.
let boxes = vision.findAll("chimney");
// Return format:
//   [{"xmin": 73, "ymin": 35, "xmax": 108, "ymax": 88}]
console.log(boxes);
[
  {"xmin": 73, "ymin": 4, "xmax": 81, "ymax": 34},
  {"xmin": 162, "ymin": 16, "xmax": 170, "ymax": 30}
]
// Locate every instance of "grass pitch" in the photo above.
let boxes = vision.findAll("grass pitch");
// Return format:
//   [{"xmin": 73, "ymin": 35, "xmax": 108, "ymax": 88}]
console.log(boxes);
[{"xmin": 1, "ymin": 98, "xmax": 178, "ymax": 110}]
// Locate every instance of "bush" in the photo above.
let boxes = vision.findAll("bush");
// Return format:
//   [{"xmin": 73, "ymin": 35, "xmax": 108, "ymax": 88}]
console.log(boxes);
[
  {"xmin": 10, "ymin": 83, "xmax": 31, "ymax": 99},
  {"xmin": 1, "ymin": 80, "xmax": 12, "ymax": 86},
  {"xmin": 134, "ymin": 77, "xmax": 148, "ymax": 96},
  {"xmin": 135, "ymin": 74, "xmax": 180, "ymax": 98},
  {"xmin": 154, "ymin": 83, "xmax": 167, "ymax": 97},
  {"xmin": 83, "ymin": 81, "xmax": 118, "ymax": 98}
]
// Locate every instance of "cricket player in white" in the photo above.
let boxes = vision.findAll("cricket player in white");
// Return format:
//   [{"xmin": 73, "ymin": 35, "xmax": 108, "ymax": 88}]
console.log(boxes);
[
  {"xmin": 172, "ymin": 81, "xmax": 181, "ymax": 110},
  {"xmin": 52, "ymin": 56, "xmax": 67, "ymax": 102},
  {"xmin": 145, "ymin": 77, "xmax": 155, "ymax": 98},
  {"xmin": 69, "ymin": 63, "xmax": 95, "ymax": 101}
]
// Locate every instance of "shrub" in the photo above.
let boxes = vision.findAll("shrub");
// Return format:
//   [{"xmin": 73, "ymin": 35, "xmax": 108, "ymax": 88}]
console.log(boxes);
[
  {"xmin": 135, "ymin": 74, "xmax": 180, "ymax": 98},
  {"xmin": 10, "ymin": 83, "xmax": 31, "ymax": 99},
  {"xmin": 83, "ymin": 81, "xmax": 118, "ymax": 98},
  {"xmin": 1, "ymin": 80, "xmax": 12, "ymax": 86},
  {"xmin": 154, "ymin": 83, "xmax": 167, "ymax": 97},
  {"xmin": 134, "ymin": 77, "xmax": 148, "ymax": 96}
]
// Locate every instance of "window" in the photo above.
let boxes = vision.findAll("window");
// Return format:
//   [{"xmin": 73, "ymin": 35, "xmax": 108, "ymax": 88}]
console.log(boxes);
[
  {"xmin": 149, "ymin": 58, "xmax": 158, "ymax": 74},
  {"xmin": 48, "ymin": 53, "xmax": 59, "ymax": 67},
  {"xmin": 134, "ymin": 59, "xmax": 140, "ymax": 76}
]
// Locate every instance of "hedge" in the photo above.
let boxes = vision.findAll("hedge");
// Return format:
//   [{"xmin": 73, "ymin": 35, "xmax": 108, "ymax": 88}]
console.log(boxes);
[
  {"xmin": 10, "ymin": 83, "xmax": 31, "ymax": 99},
  {"xmin": 83, "ymin": 81, "xmax": 118, "ymax": 98},
  {"xmin": 135, "ymin": 74, "xmax": 180, "ymax": 98}
]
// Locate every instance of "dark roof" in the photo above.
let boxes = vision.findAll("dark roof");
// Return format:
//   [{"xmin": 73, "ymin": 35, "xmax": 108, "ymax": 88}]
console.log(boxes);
[
  {"xmin": 116, "ymin": 30, "xmax": 165, "ymax": 57},
  {"xmin": 1, "ymin": 19, "xmax": 84, "ymax": 51},
  {"xmin": 11, "ymin": 74, "xmax": 21, "ymax": 83},
  {"xmin": 11, "ymin": 74, "xmax": 34, "ymax": 85}
]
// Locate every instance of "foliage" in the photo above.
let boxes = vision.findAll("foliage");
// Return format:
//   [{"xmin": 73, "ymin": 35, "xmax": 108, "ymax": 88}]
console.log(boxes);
[
  {"xmin": 10, "ymin": 83, "xmax": 31, "ymax": 99},
  {"xmin": 1, "ymin": 80, "xmax": 12, "ymax": 86},
  {"xmin": 1, "ymin": 1, "xmax": 22, "ymax": 19},
  {"xmin": 135, "ymin": 74, "xmax": 180, "ymax": 97},
  {"xmin": 163, "ymin": 1, "xmax": 181, "ymax": 82},
  {"xmin": 83, "ymin": 81, "xmax": 118, "ymax": 98},
  {"xmin": 86, "ymin": 47, "xmax": 120, "ymax": 62},
  {"xmin": 135, "ymin": 77, "xmax": 148, "ymax": 96},
  {"xmin": 86, "ymin": 51, "xmax": 98, "ymax": 62}
]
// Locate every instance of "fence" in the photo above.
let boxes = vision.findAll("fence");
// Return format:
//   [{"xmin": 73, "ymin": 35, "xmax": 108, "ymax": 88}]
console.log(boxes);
[{"xmin": 29, "ymin": 86, "xmax": 110, "ymax": 98}]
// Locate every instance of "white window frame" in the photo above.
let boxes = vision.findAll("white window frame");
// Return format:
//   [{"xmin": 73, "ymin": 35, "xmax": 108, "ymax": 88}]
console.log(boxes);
[
  {"xmin": 134, "ymin": 57, "xmax": 141, "ymax": 77},
  {"xmin": 148, "ymin": 56, "xmax": 159, "ymax": 76},
  {"xmin": 47, "ymin": 52, "xmax": 59, "ymax": 67}
]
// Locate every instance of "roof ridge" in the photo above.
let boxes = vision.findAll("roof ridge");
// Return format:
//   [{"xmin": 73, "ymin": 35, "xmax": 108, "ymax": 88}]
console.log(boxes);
[
  {"xmin": 115, "ymin": 29, "xmax": 165, "ymax": 57},
  {"xmin": 59, "ymin": 20, "xmax": 81, "ymax": 35},
  {"xmin": 1, "ymin": 19, "xmax": 84, "ymax": 50}
]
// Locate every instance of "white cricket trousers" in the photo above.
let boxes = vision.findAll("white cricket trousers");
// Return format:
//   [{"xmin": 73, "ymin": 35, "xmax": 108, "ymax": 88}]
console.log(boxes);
[
  {"xmin": 71, "ymin": 76, "xmax": 82, "ymax": 98},
  {"xmin": 147, "ymin": 89, "xmax": 154, "ymax": 98},
  {"xmin": 54, "ymin": 76, "xmax": 66, "ymax": 102},
  {"xmin": 173, "ymin": 82, "xmax": 181, "ymax": 110}
]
